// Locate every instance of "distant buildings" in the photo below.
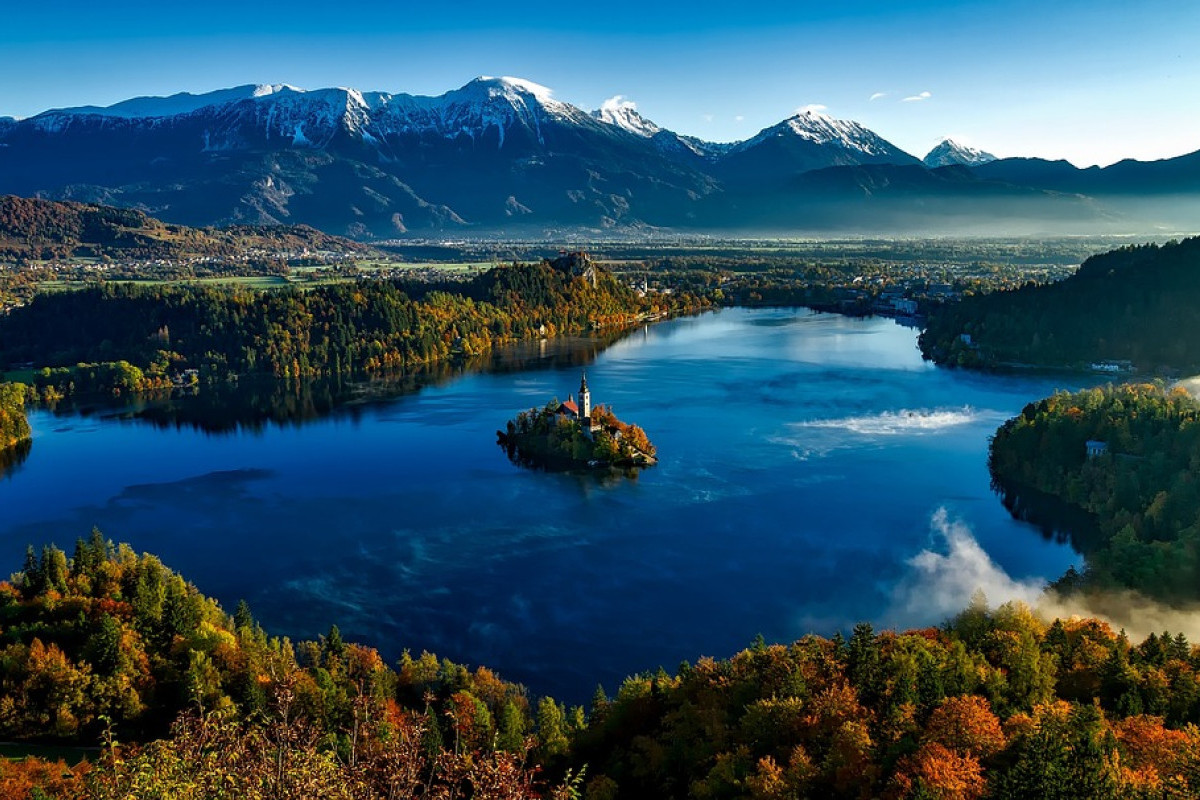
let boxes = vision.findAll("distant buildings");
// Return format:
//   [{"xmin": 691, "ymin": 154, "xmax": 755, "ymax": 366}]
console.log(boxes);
[
  {"xmin": 1085, "ymin": 440, "xmax": 1109, "ymax": 458},
  {"xmin": 1090, "ymin": 360, "xmax": 1134, "ymax": 374}
]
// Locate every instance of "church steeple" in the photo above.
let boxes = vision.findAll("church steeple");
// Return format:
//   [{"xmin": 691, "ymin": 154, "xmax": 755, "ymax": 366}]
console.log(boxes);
[{"xmin": 579, "ymin": 372, "xmax": 591, "ymax": 421}]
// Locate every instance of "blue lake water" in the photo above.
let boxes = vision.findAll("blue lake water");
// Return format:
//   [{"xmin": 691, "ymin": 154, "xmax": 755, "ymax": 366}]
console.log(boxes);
[{"xmin": 0, "ymin": 308, "xmax": 1093, "ymax": 703}]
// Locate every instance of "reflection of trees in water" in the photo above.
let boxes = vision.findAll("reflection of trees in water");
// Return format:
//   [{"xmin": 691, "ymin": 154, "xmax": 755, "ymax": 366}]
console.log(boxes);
[
  {"xmin": 45, "ymin": 330, "xmax": 631, "ymax": 436},
  {"xmin": 0, "ymin": 439, "xmax": 31, "ymax": 480},
  {"xmin": 498, "ymin": 439, "xmax": 643, "ymax": 488},
  {"xmin": 991, "ymin": 475, "xmax": 1102, "ymax": 555}
]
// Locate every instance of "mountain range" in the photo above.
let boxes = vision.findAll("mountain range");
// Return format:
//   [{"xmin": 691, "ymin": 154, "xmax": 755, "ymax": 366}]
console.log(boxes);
[{"xmin": 1, "ymin": 77, "xmax": 1197, "ymax": 237}]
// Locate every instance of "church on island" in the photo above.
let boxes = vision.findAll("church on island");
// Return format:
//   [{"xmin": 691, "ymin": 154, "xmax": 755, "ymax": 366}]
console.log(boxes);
[
  {"xmin": 497, "ymin": 372, "xmax": 656, "ymax": 470},
  {"xmin": 556, "ymin": 373, "xmax": 600, "ymax": 436}
]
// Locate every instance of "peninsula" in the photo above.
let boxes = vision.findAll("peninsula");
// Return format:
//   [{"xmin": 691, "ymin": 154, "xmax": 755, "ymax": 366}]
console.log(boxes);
[
  {"xmin": 0, "ymin": 382, "xmax": 31, "ymax": 478},
  {"xmin": 0, "ymin": 382, "xmax": 30, "ymax": 450},
  {"xmin": 498, "ymin": 373, "xmax": 656, "ymax": 471}
]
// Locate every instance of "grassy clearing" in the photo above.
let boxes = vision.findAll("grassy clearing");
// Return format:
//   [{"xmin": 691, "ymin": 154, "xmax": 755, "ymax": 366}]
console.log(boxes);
[
  {"xmin": 24, "ymin": 261, "xmax": 498, "ymax": 296},
  {"xmin": 0, "ymin": 369, "xmax": 35, "ymax": 384},
  {"xmin": 30, "ymin": 280, "xmax": 83, "ymax": 293},
  {"xmin": 187, "ymin": 275, "xmax": 293, "ymax": 289},
  {"xmin": 355, "ymin": 260, "xmax": 495, "ymax": 273}
]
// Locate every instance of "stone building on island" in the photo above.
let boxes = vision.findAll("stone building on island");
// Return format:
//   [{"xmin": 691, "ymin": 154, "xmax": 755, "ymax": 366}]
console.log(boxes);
[{"xmin": 556, "ymin": 372, "xmax": 600, "ymax": 434}]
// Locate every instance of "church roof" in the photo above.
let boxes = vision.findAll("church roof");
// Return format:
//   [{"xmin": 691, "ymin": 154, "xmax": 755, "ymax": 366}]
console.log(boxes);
[{"xmin": 559, "ymin": 400, "xmax": 579, "ymax": 415}]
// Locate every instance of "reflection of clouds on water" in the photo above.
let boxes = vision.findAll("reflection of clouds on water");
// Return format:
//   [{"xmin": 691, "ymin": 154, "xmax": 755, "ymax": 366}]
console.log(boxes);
[
  {"xmin": 276, "ymin": 521, "xmax": 590, "ymax": 649},
  {"xmin": 795, "ymin": 406, "xmax": 985, "ymax": 435},
  {"xmin": 771, "ymin": 407, "xmax": 1005, "ymax": 460},
  {"xmin": 793, "ymin": 472, "xmax": 845, "ymax": 487},
  {"xmin": 783, "ymin": 444, "xmax": 832, "ymax": 461},
  {"xmin": 658, "ymin": 463, "xmax": 756, "ymax": 505},
  {"xmin": 509, "ymin": 378, "xmax": 554, "ymax": 397}
]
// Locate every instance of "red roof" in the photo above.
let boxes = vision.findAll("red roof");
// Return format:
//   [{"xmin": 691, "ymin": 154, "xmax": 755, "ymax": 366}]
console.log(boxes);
[{"xmin": 559, "ymin": 400, "xmax": 579, "ymax": 415}]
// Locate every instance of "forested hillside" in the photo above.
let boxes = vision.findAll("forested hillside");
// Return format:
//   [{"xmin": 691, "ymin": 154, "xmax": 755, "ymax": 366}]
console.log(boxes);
[
  {"xmin": 5, "ymin": 537, "xmax": 1200, "ymax": 798},
  {"xmin": 0, "ymin": 195, "xmax": 371, "ymax": 261},
  {"xmin": 990, "ymin": 383, "xmax": 1200, "ymax": 602},
  {"xmin": 919, "ymin": 237, "xmax": 1200, "ymax": 370},
  {"xmin": 0, "ymin": 533, "xmax": 577, "ymax": 798},
  {"xmin": 0, "ymin": 257, "xmax": 695, "ymax": 390},
  {"xmin": 0, "ymin": 381, "xmax": 30, "ymax": 450}
]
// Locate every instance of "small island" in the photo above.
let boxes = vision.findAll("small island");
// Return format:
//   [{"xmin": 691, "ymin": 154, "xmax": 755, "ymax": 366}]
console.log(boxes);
[{"xmin": 498, "ymin": 373, "xmax": 657, "ymax": 471}]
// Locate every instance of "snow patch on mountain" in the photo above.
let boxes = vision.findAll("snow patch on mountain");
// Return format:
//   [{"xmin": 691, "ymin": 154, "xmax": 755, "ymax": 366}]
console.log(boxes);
[
  {"xmin": 924, "ymin": 138, "xmax": 997, "ymax": 168},
  {"xmin": 592, "ymin": 96, "xmax": 662, "ymax": 138},
  {"xmin": 730, "ymin": 109, "xmax": 908, "ymax": 160},
  {"xmin": 52, "ymin": 85, "xmax": 299, "ymax": 119},
  {"xmin": 22, "ymin": 77, "xmax": 914, "ymax": 169}
]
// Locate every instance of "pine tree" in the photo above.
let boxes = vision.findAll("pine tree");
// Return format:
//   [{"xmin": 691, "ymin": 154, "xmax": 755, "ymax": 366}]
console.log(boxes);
[
  {"xmin": 234, "ymin": 600, "xmax": 255, "ymax": 632},
  {"xmin": 497, "ymin": 700, "xmax": 527, "ymax": 753},
  {"xmin": 20, "ymin": 544, "xmax": 41, "ymax": 597}
]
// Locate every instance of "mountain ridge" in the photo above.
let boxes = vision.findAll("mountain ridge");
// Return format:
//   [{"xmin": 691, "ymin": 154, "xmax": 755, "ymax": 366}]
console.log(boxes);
[
  {"xmin": 923, "ymin": 138, "xmax": 997, "ymax": 168},
  {"xmin": 2, "ymin": 77, "xmax": 1197, "ymax": 237}
]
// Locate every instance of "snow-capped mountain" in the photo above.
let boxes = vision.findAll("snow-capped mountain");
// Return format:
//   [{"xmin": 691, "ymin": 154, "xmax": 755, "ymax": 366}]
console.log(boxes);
[
  {"xmin": 718, "ymin": 109, "xmax": 920, "ymax": 184},
  {"xmin": 3, "ymin": 77, "xmax": 728, "ymax": 234},
  {"xmin": 734, "ymin": 110, "xmax": 906, "ymax": 159},
  {"xmin": 591, "ymin": 97, "xmax": 661, "ymax": 138},
  {"xmin": 1, "ymin": 77, "xmax": 1178, "ymax": 235},
  {"xmin": 923, "ymin": 139, "xmax": 997, "ymax": 168},
  {"xmin": 53, "ymin": 84, "xmax": 298, "ymax": 119}
]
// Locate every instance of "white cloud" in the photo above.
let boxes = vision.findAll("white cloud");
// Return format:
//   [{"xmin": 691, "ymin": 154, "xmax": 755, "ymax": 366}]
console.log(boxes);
[
  {"xmin": 869, "ymin": 92, "xmax": 887, "ymax": 102},
  {"xmin": 796, "ymin": 103, "xmax": 828, "ymax": 115},
  {"xmin": 601, "ymin": 94, "xmax": 637, "ymax": 114},
  {"xmin": 885, "ymin": 508, "xmax": 1200, "ymax": 643},
  {"xmin": 702, "ymin": 113, "xmax": 714, "ymax": 123},
  {"xmin": 903, "ymin": 91, "xmax": 933, "ymax": 103},
  {"xmin": 887, "ymin": 508, "xmax": 1044, "ymax": 627},
  {"xmin": 735, "ymin": 115, "xmax": 745, "ymax": 122}
]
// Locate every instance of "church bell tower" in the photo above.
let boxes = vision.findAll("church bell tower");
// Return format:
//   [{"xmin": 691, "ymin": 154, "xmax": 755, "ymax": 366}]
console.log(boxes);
[{"xmin": 579, "ymin": 372, "xmax": 591, "ymax": 421}]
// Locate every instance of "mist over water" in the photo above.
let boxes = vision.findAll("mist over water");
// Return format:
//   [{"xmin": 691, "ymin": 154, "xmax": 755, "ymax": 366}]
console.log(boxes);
[
  {"xmin": 891, "ymin": 507, "xmax": 1200, "ymax": 643},
  {"xmin": 0, "ymin": 308, "xmax": 1101, "ymax": 702}
]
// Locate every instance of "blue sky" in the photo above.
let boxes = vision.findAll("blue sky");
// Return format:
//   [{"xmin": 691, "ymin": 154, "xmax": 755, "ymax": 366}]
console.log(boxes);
[{"xmin": 3, "ymin": 0, "xmax": 1198, "ymax": 166}]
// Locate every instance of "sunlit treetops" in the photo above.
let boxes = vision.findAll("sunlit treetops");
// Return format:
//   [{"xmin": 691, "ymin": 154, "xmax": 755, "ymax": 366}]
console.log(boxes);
[{"xmin": 5, "ymin": 535, "xmax": 1200, "ymax": 797}]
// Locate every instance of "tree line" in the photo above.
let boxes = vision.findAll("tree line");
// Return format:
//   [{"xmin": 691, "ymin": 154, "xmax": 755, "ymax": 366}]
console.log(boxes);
[
  {"xmin": 0, "ymin": 195, "xmax": 370, "ymax": 262},
  {"xmin": 0, "ymin": 380, "xmax": 30, "ymax": 451},
  {"xmin": 0, "ymin": 258, "xmax": 702, "ymax": 394},
  {"xmin": 6, "ymin": 537, "xmax": 1200, "ymax": 797},
  {"xmin": 990, "ymin": 382, "xmax": 1200, "ymax": 602},
  {"xmin": 920, "ymin": 236, "xmax": 1200, "ymax": 370}
]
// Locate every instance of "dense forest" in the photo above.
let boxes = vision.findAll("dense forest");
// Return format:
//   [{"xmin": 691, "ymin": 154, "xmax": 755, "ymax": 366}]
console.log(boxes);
[
  {"xmin": 0, "ymin": 533, "xmax": 581, "ymax": 798},
  {"xmin": 0, "ymin": 195, "xmax": 371, "ymax": 262},
  {"xmin": 6, "ymin": 538, "xmax": 1200, "ymax": 798},
  {"xmin": 990, "ymin": 382, "xmax": 1200, "ymax": 602},
  {"xmin": 0, "ymin": 256, "xmax": 697, "ymax": 393},
  {"xmin": 0, "ymin": 380, "xmax": 31, "ymax": 450},
  {"xmin": 919, "ymin": 236, "xmax": 1200, "ymax": 370}
]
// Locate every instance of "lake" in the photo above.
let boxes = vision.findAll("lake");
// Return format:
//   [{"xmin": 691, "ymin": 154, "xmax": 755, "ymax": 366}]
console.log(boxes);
[{"xmin": 0, "ymin": 308, "xmax": 1092, "ymax": 703}]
